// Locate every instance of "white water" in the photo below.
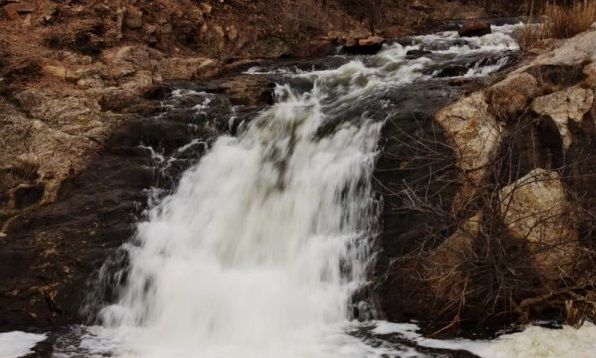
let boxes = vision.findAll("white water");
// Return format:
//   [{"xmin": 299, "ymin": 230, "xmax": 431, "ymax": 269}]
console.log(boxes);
[
  {"xmin": 372, "ymin": 321, "xmax": 596, "ymax": 358},
  {"xmin": 45, "ymin": 23, "xmax": 584, "ymax": 358},
  {"xmin": 93, "ymin": 67, "xmax": 387, "ymax": 358},
  {"xmin": 0, "ymin": 331, "xmax": 46, "ymax": 358}
]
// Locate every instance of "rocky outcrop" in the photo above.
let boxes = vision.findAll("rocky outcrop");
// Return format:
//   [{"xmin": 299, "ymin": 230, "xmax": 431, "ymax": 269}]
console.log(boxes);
[
  {"xmin": 0, "ymin": 89, "xmax": 233, "ymax": 329},
  {"xmin": 0, "ymin": 41, "xmax": 224, "ymax": 226},
  {"xmin": 377, "ymin": 26, "xmax": 596, "ymax": 329}
]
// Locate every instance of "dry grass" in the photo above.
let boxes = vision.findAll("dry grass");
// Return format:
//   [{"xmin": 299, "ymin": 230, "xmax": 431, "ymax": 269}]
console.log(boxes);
[
  {"xmin": 517, "ymin": 1, "xmax": 596, "ymax": 49},
  {"xmin": 543, "ymin": 2, "xmax": 596, "ymax": 38}
]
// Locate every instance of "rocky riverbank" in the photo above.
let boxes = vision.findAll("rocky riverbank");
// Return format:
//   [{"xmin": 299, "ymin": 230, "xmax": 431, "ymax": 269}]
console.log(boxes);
[
  {"xmin": 0, "ymin": 0, "xmax": 496, "ymax": 228},
  {"xmin": 375, "ymin": 23, "xmax": 596, "ymax": 333},
  {"xmin": 1, "ymin": 0, "xmax": 594, "ymax": 342}
]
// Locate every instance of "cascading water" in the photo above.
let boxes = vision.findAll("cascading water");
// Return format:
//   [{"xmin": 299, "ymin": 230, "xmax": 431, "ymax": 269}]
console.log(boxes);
[
  {"xmin": 95, "ymin": 79, "xmax": 384, "ymax": 358},
  {"xmin": 45, "ymin": 23, "xmax": 578, "ymax": 358}
]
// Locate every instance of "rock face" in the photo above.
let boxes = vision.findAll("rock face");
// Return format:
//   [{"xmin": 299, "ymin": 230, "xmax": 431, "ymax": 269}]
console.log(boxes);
[
  {"xmin": 0, "ymin": 88, "xmax": 233, "ymax": 329},
  {"xmin": 0, "ymin": 44, "xmax": 221, "ymax": 226},
  {"xmin": 458, "ymin": 21, "xmax": 491, "ymax": 37}
]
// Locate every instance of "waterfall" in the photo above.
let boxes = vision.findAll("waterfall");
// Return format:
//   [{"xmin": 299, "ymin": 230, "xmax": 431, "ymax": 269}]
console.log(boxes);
[
  {"xmin": 92, "ymin": 71, "xmax": 385, "ymax": 357},
  {"xmin": 52, "ymin": 23, "xmax": 526, "ymax": 358}
]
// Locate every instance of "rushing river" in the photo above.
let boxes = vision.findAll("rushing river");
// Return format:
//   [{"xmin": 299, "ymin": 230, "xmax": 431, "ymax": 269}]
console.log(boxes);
[{"xmin": 2, "ymin": 23, "xmax": 595, "ymax": 358}]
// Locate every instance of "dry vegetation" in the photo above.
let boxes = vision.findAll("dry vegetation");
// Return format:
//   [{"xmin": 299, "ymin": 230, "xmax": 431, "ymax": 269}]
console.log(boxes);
[{"xmin": 518, "ymin": 1, "xmax": 596, "ymax": 49}]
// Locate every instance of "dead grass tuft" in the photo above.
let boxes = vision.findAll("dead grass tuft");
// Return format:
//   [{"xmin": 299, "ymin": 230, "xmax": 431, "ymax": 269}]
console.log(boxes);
[{"xmin": 517, "ymin": 2, "xmax": 596, "ymax": 49}]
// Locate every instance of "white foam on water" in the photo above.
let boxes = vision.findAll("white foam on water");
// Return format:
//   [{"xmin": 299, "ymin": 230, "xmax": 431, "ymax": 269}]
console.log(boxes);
[
  {"xmin": 85, "ymin": 63, "xmax": 391, "ymax": 358},
  {"xmin": 370, "ymin": 320, "xmax": 596, "ymax": 358},
  {"xmin": 0, "ymin": 331, "xmax": 46, "ymax": 358}
]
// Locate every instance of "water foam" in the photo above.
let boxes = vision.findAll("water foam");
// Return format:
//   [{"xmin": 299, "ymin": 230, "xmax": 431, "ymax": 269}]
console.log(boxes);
[{"xmin": 0, "ymin": 331, "xmax": 46, "ymax": 358}]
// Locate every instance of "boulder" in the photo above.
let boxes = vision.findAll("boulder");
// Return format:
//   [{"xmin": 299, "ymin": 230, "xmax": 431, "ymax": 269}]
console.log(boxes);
[
  {"xmin": 343, "ymin": 36, "xmax": 385, "ymax": 55},
  {"xmin": 405, "ymin": 49, "xmax": 432, "ymax": 59},
  {"xmin": 207, "ymin": 75, "xmax": 275, "ymax": 106},
  {"xmin": 458, "ymin": 21, "xmax": 491, "ymax": 38},
  {"xmin": 485, "ymin": 72, "xmax": 539, "ymax": 122},
  {"xmin": 435, "ymin": 92, "xmax": 502, "ymax": 174},
  {"xmin": 424, "ymin": 212, "xmax": 482, "ymax": 302},
  {"xmin": 531, "ymin": 87, "xmax": 594, "ymax": 148},
  {"xmin": 499, "ymin": 169, "xmax": 577, "ymax": 280}
]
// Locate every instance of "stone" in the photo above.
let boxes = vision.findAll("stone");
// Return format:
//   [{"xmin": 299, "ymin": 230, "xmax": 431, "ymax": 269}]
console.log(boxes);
[
  {"xmin": 531, "ymin": 29, "xmax": 596, "ymax": 66},
  {"xmin": 585, "ymin": 62, "xmax": 596, "ymax": 88},
  {"xmin": 405, "ymin": 49, "xmax": 432, "ymax": 59},
  {"xmin": 531, "ymin": 87, "xmax": 594, "ymax": 148},
  {"xmin": 125, "ymin": 5, "xmax": 143, "ymax": 29},
  {"xmin": 343, "ymin": 36, "xmax": 384, "ymax": 55},
  {"xmin": 425, "ymin": 211, "xmax": 482, "ymax": 302},
  {"xmin": 499, "ymin": 169, "xmax": 577, "ymax": 279},
  {"xmin": 485, "ymin": 72, "xmax": 539, "ymax": 122},
  {"xmin": 207, "ymin": 74, "xmax": 275, "ymax": 106},
  {"xmin": 458, "ymin": 20, "xmax": 491, "ymax": 37},
  {"xmin": 435, "ymin": 92, "xmax": 502, "ymax": 173}
]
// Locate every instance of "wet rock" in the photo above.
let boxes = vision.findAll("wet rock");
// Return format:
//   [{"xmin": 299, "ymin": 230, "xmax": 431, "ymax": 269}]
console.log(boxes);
[
  {"xmin": 373, "ymin": 79, "xmax": 481, "ymax": 324},
  {"xmin": 499, "ymin": 169, "xmax": 577, "ymax": 280},
  {"xmin": 531, "ymin": 87, "xmax": 594, "ymax": 148},
  {"xmin": 207, "ymin": 74, "xmax": 275, "ymax": 106},
  {"xmin": 0, "ymin": 89, "xmax": 229, "ymax": 329},
  {"xmin": 433, "ymin": 65, "xmax": 468, "ymax": 78},
  {"xmin": 405, "ymin": 49, "xmax": 432, "ymax": 59},
  {"xmin": 458, "ymin": 20, "xmax": 491, "ymax": 38}
]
